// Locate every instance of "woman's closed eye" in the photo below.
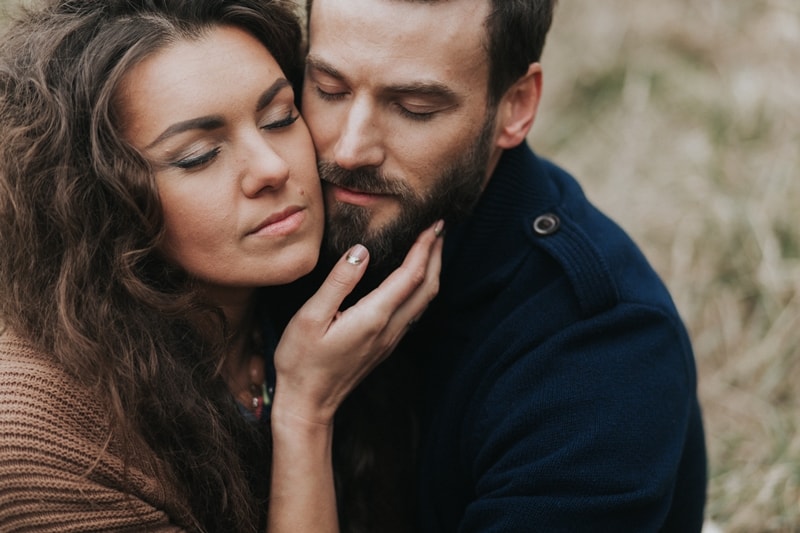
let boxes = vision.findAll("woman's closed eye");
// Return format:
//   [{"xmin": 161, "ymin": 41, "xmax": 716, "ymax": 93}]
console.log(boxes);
[
  {"xmin": 261, "ymin": 112, "xmax": 299, "ymax": 131},
  {"xmin": 168, "ymin": 112, "xmax": 298, "ymax": 170},
  {"xmin": 172, "ymin": 147, "xmax": 221, "ymax": 170}
]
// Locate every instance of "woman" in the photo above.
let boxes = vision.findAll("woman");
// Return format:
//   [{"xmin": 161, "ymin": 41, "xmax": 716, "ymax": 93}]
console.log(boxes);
[{"xmin": 0, "ymin": 0, "xmax": 442, "ymax": 531}]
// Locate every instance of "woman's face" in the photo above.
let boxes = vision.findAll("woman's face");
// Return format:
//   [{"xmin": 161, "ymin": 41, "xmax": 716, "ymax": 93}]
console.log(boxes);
[{"xmin": 118, "ymin": 26, "xmax": 323, "ymax": 299}]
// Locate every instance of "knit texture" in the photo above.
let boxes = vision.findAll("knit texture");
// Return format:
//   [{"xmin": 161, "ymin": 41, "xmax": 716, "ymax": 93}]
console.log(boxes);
[
  {"xmin": 406, "ymin": 142, "xmax": 707, "ymax": 532},
  {"xmin": 0, "ymin": 332, "xmax": 190, "ymax": 532}
]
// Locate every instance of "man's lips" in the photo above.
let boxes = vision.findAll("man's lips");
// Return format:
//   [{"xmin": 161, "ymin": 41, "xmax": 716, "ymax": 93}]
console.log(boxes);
[
  {"xmin": 327, "ymin": 183, "xmax": 393, "ymax": 207},
  {"xmin": 247, "ymin": 206, "xmax": 305, "ymax": 236}
]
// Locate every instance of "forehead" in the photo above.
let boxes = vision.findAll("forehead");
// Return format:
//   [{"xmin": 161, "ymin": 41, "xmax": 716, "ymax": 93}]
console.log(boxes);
[
  {"xmin": 118, "ymin": 26, "xmax": 284, "ymax": 141},
  {"xmin": 307, "ymin": 0, "xmax": 490, "ymax": 91}
]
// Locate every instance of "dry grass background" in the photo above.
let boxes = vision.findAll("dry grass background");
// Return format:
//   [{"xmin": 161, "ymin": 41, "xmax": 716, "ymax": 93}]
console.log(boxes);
[
  {"xmin": 531, "ymin": 1, "xmax": 800, "ymax": 531},
  {"xmin": 1, "ymin": 0, "xmax": 797, "ymax": 530}
]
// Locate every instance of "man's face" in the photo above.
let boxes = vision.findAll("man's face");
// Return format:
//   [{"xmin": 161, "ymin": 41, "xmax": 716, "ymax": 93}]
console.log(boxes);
[{"xmin": 302, "ymin": 0, "xmax": 501, "ymax": 270}]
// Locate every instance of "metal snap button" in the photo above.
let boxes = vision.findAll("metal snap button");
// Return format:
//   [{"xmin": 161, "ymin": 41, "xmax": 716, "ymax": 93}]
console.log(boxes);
[{"xmin": 532, "ymin": 213, "xmax": 560, "ymax": 236}]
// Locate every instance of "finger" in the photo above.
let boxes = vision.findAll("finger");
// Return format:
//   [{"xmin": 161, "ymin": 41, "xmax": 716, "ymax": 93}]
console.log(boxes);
[
  {"xmin": 297, "ymin": 244, "xmax": 370, "ymax": 325},
  {"xmin": 345, "ymin": 221, "xmax": 443, "ymax": 338},
  {"xmin": 400, "ymin": 231, "xmax": 443, "ymax": 323},
  {"xmin": 353, "ymin": 220, "xmax": 443, "ymax": 318},
  {"xmin": 372, "ymin": 236, "xmax": 443, "ymax": 356},
  {"xmin": 382, "ymin": 230, "xmax": 443, "ymax": 341}
]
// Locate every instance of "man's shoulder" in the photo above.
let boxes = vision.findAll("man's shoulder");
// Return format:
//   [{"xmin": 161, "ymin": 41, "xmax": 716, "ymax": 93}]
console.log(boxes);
[{"xmin": 506, "ymin": 146, "xmax": 677, "ymax": 316}]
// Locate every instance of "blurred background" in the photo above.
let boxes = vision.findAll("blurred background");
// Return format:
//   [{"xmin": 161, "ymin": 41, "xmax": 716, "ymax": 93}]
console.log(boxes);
[
  {"xmin": 531, "ymin": 1, "xmax": 799, "ymax": 531},
  {"xmin": 1, "ymin": 0, "xmax": 798, "ymax": 530}
]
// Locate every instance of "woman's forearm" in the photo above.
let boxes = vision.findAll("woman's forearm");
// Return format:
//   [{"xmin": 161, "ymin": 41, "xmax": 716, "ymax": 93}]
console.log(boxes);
[{"xmin": 267, "ymin": 399, "xmax": 339, "ymax": 533}]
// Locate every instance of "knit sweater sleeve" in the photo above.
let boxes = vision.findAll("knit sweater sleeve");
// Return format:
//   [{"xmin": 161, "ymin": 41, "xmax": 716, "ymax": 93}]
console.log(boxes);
[
  {"xmin": 0, "ymin": 334, "xmax": 187, "ymax": 533},
  {"xmin": 460, "ymin": 302, "xmax": 704, "ymax": 532}
]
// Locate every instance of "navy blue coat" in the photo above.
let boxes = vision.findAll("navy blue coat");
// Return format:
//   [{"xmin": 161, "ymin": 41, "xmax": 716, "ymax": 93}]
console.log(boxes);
[{"xmin": 403, "ymin": 142, "xmax": 707, "ymax": 532}]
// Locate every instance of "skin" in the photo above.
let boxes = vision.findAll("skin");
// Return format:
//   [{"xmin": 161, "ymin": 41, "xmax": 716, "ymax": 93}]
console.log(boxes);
[
  {"xmin": 303, "ymin": 0, "xmax": 543, "ymax": 245},
  {"xmin": 303, "ymin": 0, "xmax": 494, "ymax": 232},
  {"xmin": 117, "ymin": 25, "xmax": 444, "ymax": 532},
  {"xmin": 119, "ymin": 25, "xmax": 324, "ymax": 327}
]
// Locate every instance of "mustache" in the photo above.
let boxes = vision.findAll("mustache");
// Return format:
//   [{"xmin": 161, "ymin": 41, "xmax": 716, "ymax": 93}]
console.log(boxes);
[{"xmin": 317, "ymin": 161, "xmax": 415, "ymax": 198}]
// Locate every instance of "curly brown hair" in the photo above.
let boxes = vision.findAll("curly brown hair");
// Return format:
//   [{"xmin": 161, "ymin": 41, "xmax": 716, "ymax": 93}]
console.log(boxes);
[{"xmin": 0, "ymin": 1, "xmax": 304, "ymax": 530}]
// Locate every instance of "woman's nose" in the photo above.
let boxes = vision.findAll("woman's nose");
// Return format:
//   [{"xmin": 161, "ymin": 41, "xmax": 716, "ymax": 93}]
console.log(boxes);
[{"xmin": 240, "ymin": 136, "xmax": 290, "ymax": 197}]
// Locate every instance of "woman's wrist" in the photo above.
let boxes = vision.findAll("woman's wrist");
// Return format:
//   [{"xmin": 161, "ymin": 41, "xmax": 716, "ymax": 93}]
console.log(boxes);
[
  {"xmin": 270, "ymin": 393, "xmax": 337, "ymax": 438},
  {"xmin": 270, "ymin": 376, "xmax": 347, "ymax": 426},
  {"xmin": 268, "ymin": 394, "xmax": 339, "ymax": 533}
]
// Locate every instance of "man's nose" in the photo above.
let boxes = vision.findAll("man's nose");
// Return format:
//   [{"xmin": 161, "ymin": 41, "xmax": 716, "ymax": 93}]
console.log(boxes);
[{"xmin": 333, "ymin": 96, "xmax": 385, "ymax": 170}]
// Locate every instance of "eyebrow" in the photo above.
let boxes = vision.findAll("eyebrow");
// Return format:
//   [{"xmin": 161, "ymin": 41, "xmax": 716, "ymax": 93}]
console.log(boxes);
[
  {"xmin": 146, "ymin": 78, "xmax": 292, "ymax": 149},
  {"xmin": 145, "ymin": 116, "xmax": 224, "ymax": 150},
  {"xmin": 305, "ymin": 55, "xmax": 458, "ymax": 103},
  {"xmin": 305, "ymin": 55, "xmax": 344, "ymax": 81},
  {"xmin": 383, "ymin": 81, "xmax": 458, "ymax": 102},
  {"xmin": 256, "ymin": 78, "xmax": 291, "ymax": 111}
]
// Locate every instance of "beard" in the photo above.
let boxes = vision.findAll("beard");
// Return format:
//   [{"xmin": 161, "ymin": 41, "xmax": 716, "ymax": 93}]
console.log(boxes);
[{"xmin": 319, "ymin": 110, "xmax": 496, "ymax": 276}]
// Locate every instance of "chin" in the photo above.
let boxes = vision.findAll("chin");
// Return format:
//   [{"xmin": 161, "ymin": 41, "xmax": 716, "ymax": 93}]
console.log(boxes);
[
  {"xmin": 253, "ymin": 246, "xmax": 321, "ymax": 287},
  {"xmin": 296, "ymin": 252, "xmax": 320, "ymax": 278}
]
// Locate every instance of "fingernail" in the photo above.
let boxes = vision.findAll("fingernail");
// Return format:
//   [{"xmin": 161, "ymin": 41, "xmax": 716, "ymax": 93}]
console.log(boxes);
[
  {"xmin": 433, "ymin": 220, "xmax": 445, "ymax": 237},
  {"xmin": 346, "ymin": 244, "xmax": 368, "ymax": 265}
]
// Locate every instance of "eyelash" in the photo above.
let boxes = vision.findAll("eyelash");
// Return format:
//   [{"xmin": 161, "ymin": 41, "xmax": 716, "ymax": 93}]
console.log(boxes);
[
  {"xmin": 171, "ymin": 113, "xmax": 299, "ymax": 170},
  {"xmin": 315, "ymin": 86, "xmax": 436, "ymax": 122},
  {"xmin": 262, "ymin": 113, "xmax": 300, "ymax": 131},
  {"xmin": 396, "ymin": 105, "xmax": 436, "ymax": 122},
  {"xmin": 173, "ymin": 147, "xmax": 221, "ymax": 170},
  {"xmin": 315, "ymin": 86, "xmax": 347, "ymax": 102}
]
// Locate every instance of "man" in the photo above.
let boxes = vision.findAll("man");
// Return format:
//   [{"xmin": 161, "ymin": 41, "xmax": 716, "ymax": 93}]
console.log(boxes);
[{"xmin": 300, "ymin": 0, "xmax": 707, "ymax": 530}]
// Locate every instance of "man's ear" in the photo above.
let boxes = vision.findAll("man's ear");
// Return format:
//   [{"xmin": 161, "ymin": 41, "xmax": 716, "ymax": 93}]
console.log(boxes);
[{"xmin": 495, "ymin": 63, "xmax": 542, "ymax": 149}]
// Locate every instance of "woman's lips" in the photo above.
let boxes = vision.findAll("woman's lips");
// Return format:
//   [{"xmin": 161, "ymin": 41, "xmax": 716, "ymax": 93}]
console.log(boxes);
[{"xmin": 248, "ymin": 206, "xmax": 306, "ymax": 237}]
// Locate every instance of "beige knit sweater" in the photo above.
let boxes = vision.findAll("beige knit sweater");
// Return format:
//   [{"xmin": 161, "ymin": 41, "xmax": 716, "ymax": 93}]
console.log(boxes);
[{"xmin": 0, "ymin": 332, "xmax": 192, "ymax": 532}]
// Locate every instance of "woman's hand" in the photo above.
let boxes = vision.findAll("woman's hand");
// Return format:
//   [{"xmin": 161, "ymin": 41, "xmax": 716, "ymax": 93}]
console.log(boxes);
[
  {"xmin": 267, "ymin": 221, "xmax": 442, "ymax": 533},
  {"xmin": 271, "ymin": 220, "xmax": 443, "ymax": 426}
]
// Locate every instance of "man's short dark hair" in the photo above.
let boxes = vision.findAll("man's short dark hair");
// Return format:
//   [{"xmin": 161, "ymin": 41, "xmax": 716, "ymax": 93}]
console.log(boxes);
[
  {"xmin": 305, "ymin": 0, "xmax": 558, "ymax": 105},
  {"xmin": 484, "ymin": 0, "xmax": 556, "ymax": 104}
]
